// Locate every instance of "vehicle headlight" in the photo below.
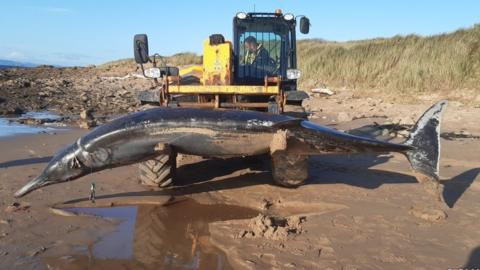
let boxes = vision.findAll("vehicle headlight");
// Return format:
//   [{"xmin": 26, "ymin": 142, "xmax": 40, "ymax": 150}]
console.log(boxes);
[
  {"xmin": 286, "ymin": 69, "xmax": 301, "ymax": 79},
  {"xmin": 144, "ymin": 67, "xmax": 161, "ymax": 78},
  {"xmin": 283, "ymin": 13, "xmax": 294, "ymax": 21},
  {"xmin": 236, "ymin": 12, "xmax": 247, "ymax": 19}
]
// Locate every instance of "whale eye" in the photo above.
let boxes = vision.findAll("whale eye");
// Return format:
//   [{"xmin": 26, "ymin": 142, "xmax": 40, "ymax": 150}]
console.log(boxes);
[{"xmin": 90, "ymin": 148, "xmax": 110, "ymax": 163}]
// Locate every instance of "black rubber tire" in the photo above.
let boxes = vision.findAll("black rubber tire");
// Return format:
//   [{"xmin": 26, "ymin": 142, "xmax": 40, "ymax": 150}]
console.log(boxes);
[
  {"xmin": 271, "ymin": 154, "xmax": 308, "ymax": 187},
  {"xmin": 138, "ymin": 153, "xmax": 176, "ymax": 187}
]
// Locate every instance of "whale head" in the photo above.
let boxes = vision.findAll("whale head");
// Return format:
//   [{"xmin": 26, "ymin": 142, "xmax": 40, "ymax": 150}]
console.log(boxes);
[{"xmin": 14, "ymin": 143, "xmax": 88, "ymax": 197}]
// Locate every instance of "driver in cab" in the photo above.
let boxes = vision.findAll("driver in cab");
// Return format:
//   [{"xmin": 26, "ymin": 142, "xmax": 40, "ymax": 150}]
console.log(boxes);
[{"xmin": 242, "ymin": 36, "xmax": 271, "ymax": 66}]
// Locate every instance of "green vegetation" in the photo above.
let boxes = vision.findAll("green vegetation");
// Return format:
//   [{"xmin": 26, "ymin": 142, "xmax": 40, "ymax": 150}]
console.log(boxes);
[
  {"xmin": 99, "ymin": 52, "xmax": 202, "ymax": 70},
  {"xmin": 297, "ymin": 24, "xmax": 480, "ymax": 95}
]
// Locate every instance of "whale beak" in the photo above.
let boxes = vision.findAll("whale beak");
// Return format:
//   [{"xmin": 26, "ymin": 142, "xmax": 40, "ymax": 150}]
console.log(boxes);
[{"xmin": 14, "ymin": 176, "xmax": 47, "ymax": 198}]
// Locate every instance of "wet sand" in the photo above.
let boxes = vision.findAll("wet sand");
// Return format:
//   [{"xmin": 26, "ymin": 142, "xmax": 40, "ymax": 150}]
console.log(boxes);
[{"xmin": 0, "ymin": 97, "xmax": 479, "ymax": 269}]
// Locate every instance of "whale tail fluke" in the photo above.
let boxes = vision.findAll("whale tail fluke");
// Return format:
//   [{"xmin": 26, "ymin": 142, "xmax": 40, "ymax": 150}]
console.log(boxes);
[{"xmin": 403, "ymin": 100, "xmax": 448, "ymax": 201}]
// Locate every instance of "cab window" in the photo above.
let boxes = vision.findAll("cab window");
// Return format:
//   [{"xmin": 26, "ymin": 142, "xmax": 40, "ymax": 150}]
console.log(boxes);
[{"xmin": 238, "ymin": 31, "xmax": 283, "ymax": 80}]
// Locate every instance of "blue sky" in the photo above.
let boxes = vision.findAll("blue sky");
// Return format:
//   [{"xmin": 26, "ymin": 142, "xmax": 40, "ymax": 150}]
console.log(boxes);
[{"xmin": 0, "ymin": 0, "xmax": 478, "ymax": 66}]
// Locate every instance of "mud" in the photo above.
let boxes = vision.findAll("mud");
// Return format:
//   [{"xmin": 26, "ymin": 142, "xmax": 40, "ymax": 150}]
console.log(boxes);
[
  {"xmin": 0, "ymin": 91, "xmax": 479, "ymax": 269},
  {"xmin": 41, "ymin": 198, "xmax": 259, "ymax": 270},
  {"xmin": 237, "ymin": 214, "xmax": 306, "ymax": 240}
]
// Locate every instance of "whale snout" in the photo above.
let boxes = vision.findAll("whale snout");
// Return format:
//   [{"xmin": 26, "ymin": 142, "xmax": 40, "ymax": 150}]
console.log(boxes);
[
  {"xmin": 14, "ymin": 175, "xmax": 47, "ymax": 198},
  {"xmin": 14, "ymin": 142, "xmax": 88, "ymax": 198}
]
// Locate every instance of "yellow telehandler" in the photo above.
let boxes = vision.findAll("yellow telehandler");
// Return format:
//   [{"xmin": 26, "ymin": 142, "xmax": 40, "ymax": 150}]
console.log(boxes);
[{"xmin": 133, "ymin": 9, "xmax": 310, "ymax": 186}]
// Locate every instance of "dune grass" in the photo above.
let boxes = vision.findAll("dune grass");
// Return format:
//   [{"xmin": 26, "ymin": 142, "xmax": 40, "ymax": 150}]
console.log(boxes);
[{"xmin": 297, "ymin": 24, "xmax": 480, "ymax": 97}]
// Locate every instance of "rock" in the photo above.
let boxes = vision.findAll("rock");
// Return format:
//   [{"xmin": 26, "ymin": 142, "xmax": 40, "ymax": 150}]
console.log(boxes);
[
  {"xmin": 409, "ymin": 206, "xmax": 447, "ymax": 222},
  {"xmin": 79, "ymin": 109, "xmax": 93, "ymax": 120},
  {"xmin": 117, "ymin": 90, "xmax": 130, "ymax": 97},
  {"xmin": 237, "ymin": 214, "xmax": 306, "ymax": 240},
  {"xmin": 261, "ymin": 199, "xmax": 274, "ymax": 210},
  {"xmin": 0, "ymin": 219, "xmax": 10, "ymax": 225},
  {"xmin": 21, "ymin": 80, "xmax": 31, "ymax": 88},
  {"xmin": 337, "ymin": 112, "xmax": 351, "ymax": 122},
  {"xmin": 0, "ymin": 106, "xmax": 24, "ymax": 115},
  {"xmin": 284, "ymin": 262, "xmax": 297, "ymax": 268},
  {"xmin": 23, "ymin": 118, "xmax": 44, "ymax": 125},
  {"xmin": 61, "ymin": 80, "xmax": 72, "ymax": 87},
  {"xmin": 4, "ymin": 202, "xmax": 31, "ymax": 213},
  {"xmin": 397, "ymin": 129, "xmax": 410, "ymax": 138},
  {"xmin": 311, "ymin": 87, "xmax": 334, "ymax": 96},
  {"xmin": 78, "ymin": 119, "xmax": 96, "ymax": 129},
  {"xmin": 27, "ymin": 246, "xmax": 47, "ymax": 257}
]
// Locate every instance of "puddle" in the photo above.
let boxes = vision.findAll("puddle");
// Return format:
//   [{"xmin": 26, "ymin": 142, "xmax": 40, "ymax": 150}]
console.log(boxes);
[
  {"xmin": 44, "ymin": 199, "xmax": 259, "ymax": 270},
  {"xmin": 0, "ymin": 118, "xmax": 56, "ymax": 137},
  {"xmin": 0, "ymin": 111, "xmax": 64, "ymax": 138},
  {"xmin": 20, "ymin": 111, "xmax": 62, "ymax": 121}
]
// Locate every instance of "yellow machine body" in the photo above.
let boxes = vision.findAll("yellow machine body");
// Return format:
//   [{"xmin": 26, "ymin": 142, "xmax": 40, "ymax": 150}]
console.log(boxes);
[
  {"xmin": 201, "ymin": 39, "xmax": 233, "ymax": 85},
  {"xmin": 163, "ymin": 38, "xmax": 282, "ymax": 110},
  {"xmin": 173, "ymin": 39, "xmax": 281, "ymax": 95}
]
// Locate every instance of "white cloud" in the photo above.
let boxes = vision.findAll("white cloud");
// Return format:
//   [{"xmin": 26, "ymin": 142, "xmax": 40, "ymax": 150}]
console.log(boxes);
[{"xmin": 6, "ymin": 51, "xmax": 26, "ymax": 60}]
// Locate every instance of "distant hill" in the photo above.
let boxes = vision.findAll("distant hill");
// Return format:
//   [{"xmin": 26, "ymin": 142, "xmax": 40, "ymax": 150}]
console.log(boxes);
[{"xmin": 0, "ymin": 59, "xmax": 37, "ymax": 69}]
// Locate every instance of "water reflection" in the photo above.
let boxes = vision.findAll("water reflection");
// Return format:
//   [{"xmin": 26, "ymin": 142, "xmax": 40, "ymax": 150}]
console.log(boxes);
[
  {"xmin": 0, "ymin": 118, "xmax": 55, "ymax": 137},
  {"xmin": 44, "ymin": 199, "xmax": 259, "ymax": 270},
  {"xmin": 0, "ymin": 111, "xmax": 62, "ymax": 138}
]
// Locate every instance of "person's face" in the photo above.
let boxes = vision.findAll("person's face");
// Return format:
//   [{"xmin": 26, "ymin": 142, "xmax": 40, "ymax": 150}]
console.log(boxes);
[{"xmin": 244, "ymin": 42, "xmax": 256, "ymax": 52}]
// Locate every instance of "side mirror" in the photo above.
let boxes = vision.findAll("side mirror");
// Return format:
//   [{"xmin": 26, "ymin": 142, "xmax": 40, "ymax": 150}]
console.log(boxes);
[
  {"xmin": 134, "ymin": 34, "xmax": 150, "ymax": 64},
  {"xmin": 299, "ymin": 17, "xmax": 310, "ymax": 34}
]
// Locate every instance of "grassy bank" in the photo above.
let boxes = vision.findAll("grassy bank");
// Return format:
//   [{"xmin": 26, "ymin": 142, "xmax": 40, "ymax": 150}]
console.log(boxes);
[{"xmin": 297, "ymin": 24, "xmax": 480, "ymax": 96}]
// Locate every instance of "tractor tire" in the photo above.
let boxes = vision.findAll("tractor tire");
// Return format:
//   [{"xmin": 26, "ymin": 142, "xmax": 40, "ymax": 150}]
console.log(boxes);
[
  {"xmin": 138, "ymin": 152, "xmax": 177, "ymax": 187},
  {"xmin": 271, "ymin": 153, "xmax": 308, "ymax": 187}
]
